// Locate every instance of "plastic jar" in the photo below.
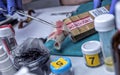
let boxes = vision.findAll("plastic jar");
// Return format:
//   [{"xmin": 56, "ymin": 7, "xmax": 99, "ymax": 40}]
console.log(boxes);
[
  {"xmin": 0, "ymin": 47, "xmax": 17, "ymax": 75},
  {"xmin": 0, "ymin": 24, "xmax": 17, "ymax": 55},
  {"xmin": 0, "ymin": 65, "xmax": 17, "ymax": 75},
  {"xmin": 94, "ymin": 14, "xmax": 116, "ymax": 72},
  {"xmin": 50, "ymin": 57, "xmax": 73, "ymax": 75},
  {"xmin": 81, "ymin": 41, "xmax": 103, "ymax": 67},
  {"xmin": 14, "ymin": 38, "xmax": 51, "ymax": 75}
]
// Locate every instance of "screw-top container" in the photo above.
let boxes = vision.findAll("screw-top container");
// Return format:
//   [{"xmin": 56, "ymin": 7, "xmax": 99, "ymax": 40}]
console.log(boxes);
[
  {"xmin": 81, "ymin": 41, "xmax": 103, "ymax": 67},
  {"xmin": 94, "ymin": 14, "xmax": 116, "ymax": 72},
  {"xmin": 50, "ymin": 57, "xmax": 73, "ymax": 75},
  {"xmin": 0, "ymin": 46, "xmax": 17, "ymax": 75},
  {"xmin": 1, "ymin": 65, "xmax": 17, "ymax": 75},
  {"xmin": 0, "ymin": 24, "xmax": 17, "ymax": 57}
]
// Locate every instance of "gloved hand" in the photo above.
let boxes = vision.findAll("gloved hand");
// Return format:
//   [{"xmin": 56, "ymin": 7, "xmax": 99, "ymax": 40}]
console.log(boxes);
[
  {"xmin": 93, "ymin": 0, "xmax": 102, "ymax": 9},
  {"xmin": 0, "ymin": 0, "xmax": 23, "ymax": 15}
]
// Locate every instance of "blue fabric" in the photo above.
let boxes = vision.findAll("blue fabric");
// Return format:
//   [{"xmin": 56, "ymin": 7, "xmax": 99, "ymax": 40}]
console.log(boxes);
[
  {"xmin": 45, "ymin": 33, "xmax": 99, "ymax": 57},
  {"xmin": 44, "ymin": 0, "xmax": 111, "ymax": 57}
]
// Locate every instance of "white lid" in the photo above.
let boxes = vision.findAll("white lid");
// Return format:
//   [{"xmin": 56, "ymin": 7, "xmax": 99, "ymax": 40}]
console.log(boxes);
[
  {"xmin": 94, "ymin": 14, "xmax": 115, "ymax": 32},
  {"xmin": 81, "ymin": 41, "xmax": 101, "ymax": 55},
  {"xmin": 0, "ymin": 27, "xmax": 13, "ymax": 37},
  {"xmin": 115, "ymin": 2, "xmax": 120, "ymax": 30}
]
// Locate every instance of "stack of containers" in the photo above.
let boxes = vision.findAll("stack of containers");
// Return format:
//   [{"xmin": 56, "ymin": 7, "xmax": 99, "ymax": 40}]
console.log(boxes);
[{"xmin": 0, "ymin": 46, "xmax": 17, "ymax": 75}]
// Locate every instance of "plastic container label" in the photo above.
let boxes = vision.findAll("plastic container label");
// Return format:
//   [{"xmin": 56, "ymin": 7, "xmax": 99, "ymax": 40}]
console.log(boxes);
[
  {"xmin": 51, "ymin": 58, "xmax": 68, "ymax": 69},
  {"xmin": 85, "ymin": 54, "xmax": 100, "ymax": 66}
]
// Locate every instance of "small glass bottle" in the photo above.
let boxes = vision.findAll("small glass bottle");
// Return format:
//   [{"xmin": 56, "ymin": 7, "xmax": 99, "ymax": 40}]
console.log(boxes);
[
  {"xmin": 112, "ymin": 1, "xmax": 120, "ymax": 75},
  {"xmin": 94, "ymin": 14, "xmax": 116, "ymax": 72}
]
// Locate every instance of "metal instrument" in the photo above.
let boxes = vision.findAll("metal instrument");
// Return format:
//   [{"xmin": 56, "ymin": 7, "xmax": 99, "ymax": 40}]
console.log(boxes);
[{"xmin": 0, "ymin": 8, "xmax": 57, "ymax": 28}]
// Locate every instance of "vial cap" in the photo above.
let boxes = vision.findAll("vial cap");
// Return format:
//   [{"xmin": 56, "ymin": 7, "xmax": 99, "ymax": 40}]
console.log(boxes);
[
  {"xmin": 81, "ymin": 41, "xmax": 101, "ymax": 55},
  {"xmin": 50, "ymin": 57, "xmax": 72, "ymax": 74},
  {"xmin": 94, "ymin": 14, "xmax": 115, "ymax": 32},
  {"xmin": 0, "ymin": 27, "xmax": 13, "ymax": 37},
  {"xmin": 115, "ymin": 2, "xmax": 120, "ymax": 30}
]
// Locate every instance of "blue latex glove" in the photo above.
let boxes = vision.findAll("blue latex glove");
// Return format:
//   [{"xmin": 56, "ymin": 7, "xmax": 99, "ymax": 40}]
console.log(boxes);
[
  {"xmin": 0, "ymin": 0, "xmax": 23, "ymax": 15},
  {"xmin": 94, "ymin": 0, "xmax": 118, "ymax": 15},
  {"xmin": 93, "ymin": 0, "xmax": 102, "ymax": 9},
  {"xmin": 109, "ymin": 0, "xmax": 118, "ymax": 15}
]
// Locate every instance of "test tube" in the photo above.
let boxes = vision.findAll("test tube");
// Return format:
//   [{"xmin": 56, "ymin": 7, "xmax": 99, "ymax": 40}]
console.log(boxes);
[{"xmin": 94, "ymin": 14, "xmax": 116, "ymax": 72}]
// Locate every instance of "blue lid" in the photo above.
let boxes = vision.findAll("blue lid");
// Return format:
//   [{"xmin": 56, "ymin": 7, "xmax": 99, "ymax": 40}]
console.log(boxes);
[{"xmin": 50, "ymin": 57, "xmax": 72, "ymax": 74}]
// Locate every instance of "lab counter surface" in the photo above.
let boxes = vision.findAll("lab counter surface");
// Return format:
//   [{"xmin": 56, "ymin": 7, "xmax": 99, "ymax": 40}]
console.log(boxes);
[
  {"xmin": 51, "ymin": 55, "xmax": 115, "ymax": 75},
  {"xmin": 0, "ymin": 6, "xmax": 115, "ymax": 75}
]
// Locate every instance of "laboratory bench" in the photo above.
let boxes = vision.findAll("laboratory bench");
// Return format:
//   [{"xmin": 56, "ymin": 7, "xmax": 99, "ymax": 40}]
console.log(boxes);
[{"xmin": 12, "ymin": 5, "xmax": 115, "ymax": 75}]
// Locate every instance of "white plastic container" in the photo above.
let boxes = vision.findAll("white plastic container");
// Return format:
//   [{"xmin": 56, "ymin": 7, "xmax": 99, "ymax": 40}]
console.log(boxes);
[
  {"xmin": 1, "ymin": 65, "xmax": 17, "ymax": 75},
  {"xmin": 81, "ymin": 41, "xmax": 103, "ymax": 67},
  {"xmin": 0, "ymin": 52, "xmax": 8, "ymax": 61},
  {"xmin": 94, "ymin": 14, "xmax": 116, "ymax": 72},
  {"xmin": 0, "ymin": 56, "xmax": 13, "ymax": 70},
  {"xmin": 0, "ymin": 24, "xmax": 17, "ymax": 55}
]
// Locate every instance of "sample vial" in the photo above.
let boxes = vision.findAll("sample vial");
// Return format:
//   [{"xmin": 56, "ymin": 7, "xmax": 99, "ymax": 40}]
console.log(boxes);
[
  {"xmin": 94, "ymin": 14, "xmax": 116, "ymax": 72},
  {"xmin": 0, "ymin": 24, "xmax": 17, "ymax": 55},
  {"xmin": 81, "ymin": 41, "xmax": 103, "ymax": 67},
  {"xmin": 0, "ymin": 46, "xmax": 17, "ymax": 75},
  {"xmin": 50, "ymin": 57, "xmax": 73, "ymax": 75},
  {"xmin": 112, "ymin": 1, "xmax": 120, "ymax": 75}
]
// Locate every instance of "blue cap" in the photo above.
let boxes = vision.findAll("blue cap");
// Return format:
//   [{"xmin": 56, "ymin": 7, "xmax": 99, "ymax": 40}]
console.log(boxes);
[{"xmin": 50, "ymin": 57, "xmax": 72, "ymax": 74}]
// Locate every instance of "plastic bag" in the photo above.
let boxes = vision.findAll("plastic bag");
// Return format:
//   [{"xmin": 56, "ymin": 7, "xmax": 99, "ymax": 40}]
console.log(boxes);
[{"xmin": 13, "ymin": 38, "xmax": 50, "ymax": 75}]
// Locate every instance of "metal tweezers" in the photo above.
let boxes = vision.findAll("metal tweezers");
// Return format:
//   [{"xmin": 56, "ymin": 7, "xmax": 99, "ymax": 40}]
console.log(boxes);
[
  {"xmin": 16, "ymin": 11, "xmax": 57, "ymax": 28},
  {"xmin": 0, "ymin": 8, "xmax": 57, "ymax": 28}
]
